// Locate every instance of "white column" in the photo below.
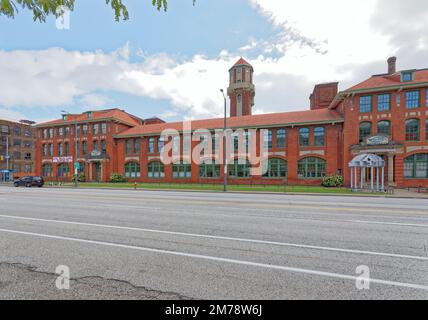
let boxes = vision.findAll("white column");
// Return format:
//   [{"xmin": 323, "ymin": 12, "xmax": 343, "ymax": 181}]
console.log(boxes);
[
  {"xmin": 354, "ymin": 166, "xmax": 358, "ymax": 192},
  {"xmin": 376, "ymin": 167, "xmax": 380, "ymax": 192},
  {"xmin": 370, "ymin": 166, "xmax": 374, "ymax": 192},
  {"xmin": 350, "ymin": 167, "xmax": 353, "ymax": 190},
  {"xmin": 360, "ymin": 167, "xmax": 364, "ymax": 191},
  {"xmin": 381, "ymin": 166, "xmax": 385, "ymax": 192}
]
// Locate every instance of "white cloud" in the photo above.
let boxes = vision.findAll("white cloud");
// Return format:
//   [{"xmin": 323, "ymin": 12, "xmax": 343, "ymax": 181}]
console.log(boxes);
[{"xmin": 1, "ymin": 0, "xmax": 428, "ymax": 122}]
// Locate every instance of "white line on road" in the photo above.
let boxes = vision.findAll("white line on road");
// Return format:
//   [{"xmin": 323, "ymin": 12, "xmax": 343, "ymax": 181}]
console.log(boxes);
[
  {"xmin": 0, "ymin": 214, "xmax": 427, "ymax": 261},
  {"xmin": 0, "ymin": 227, "xmax": 427, "ymax": 292}
]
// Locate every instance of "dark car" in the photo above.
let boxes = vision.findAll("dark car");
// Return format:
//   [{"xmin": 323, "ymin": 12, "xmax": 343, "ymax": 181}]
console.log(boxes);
[{"xmin": 14, "ymin": 176, "xmax": 44, "ymax": 188}]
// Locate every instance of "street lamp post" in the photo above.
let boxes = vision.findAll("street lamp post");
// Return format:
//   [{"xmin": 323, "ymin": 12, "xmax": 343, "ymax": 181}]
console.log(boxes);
[
  {"xmin": 220, "ymin": 89, "xmax": 227, "ymax": 192},
  {"xmin": 62, "ymin": 110, "xmax": 78, "ymax": 189}
]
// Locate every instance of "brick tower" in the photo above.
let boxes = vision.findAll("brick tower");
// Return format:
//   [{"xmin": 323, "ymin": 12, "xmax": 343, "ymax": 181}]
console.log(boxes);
[{"xmin": 227, "ymin": 58, "xmax": 255, "ymax": 117}]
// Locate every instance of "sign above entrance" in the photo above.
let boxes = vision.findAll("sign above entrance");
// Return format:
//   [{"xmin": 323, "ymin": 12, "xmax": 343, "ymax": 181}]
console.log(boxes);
[
  {"xmin": 90, "ymin": 150, "xmax": 102, "ymax": 157},
  {"xmin": 53, "ymin": 156, "xmax": 73, "ymax": 163},
  {"xmin": 366, "ymin": 135, "xmax": 389, "ymax": 146}
]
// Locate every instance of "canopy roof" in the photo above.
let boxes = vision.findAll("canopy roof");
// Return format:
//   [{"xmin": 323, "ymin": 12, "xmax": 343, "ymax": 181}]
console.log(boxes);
[{"xmin": 349, "ymin": 153, "xmax": 385, "ymax": 168}]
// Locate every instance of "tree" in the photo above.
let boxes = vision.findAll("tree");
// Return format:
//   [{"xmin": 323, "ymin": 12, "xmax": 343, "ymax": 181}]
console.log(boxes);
[{"xmin": 0, "ymin": 0, "xmax": 193, "ymax": 22}]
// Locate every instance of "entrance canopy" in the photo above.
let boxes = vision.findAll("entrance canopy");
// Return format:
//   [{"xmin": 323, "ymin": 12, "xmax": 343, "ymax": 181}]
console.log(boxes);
[
  {"xmin": 349, "ymin": 153, "xmax": 385, "ymax": 192},
  {"xmin": 349, "ymin": 153, "xmax": 385, "ymax": 168}
]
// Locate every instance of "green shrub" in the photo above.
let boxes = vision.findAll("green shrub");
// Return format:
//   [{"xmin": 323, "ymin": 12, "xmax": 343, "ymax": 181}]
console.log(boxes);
[
  {"xmin": 110, "ymin": 173, "xmax": 126, "ymax": 183},
  {"xmin": 322, "ymin": 175, "xmax": 344, "ymax": 188},
  {"xmin": 71, "ymin": 173, "xmax": 86, "ymax": 183}
]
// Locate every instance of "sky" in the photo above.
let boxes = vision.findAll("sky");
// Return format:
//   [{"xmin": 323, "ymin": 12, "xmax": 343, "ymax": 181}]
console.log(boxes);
[{"xmin": 0, "ymin": 0, "xmax": 428, "ymax": 124}]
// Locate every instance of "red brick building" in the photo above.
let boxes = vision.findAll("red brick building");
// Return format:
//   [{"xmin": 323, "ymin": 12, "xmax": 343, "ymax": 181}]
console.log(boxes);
[{"xmin": 36, "ymin": 57, "xmax": 428, "ymax": 189}]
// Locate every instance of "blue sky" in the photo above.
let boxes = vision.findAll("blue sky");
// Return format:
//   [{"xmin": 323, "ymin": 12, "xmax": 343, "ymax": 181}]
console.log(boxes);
[{"xmin": 1, "ymin": 0, "xmax": 427, "ymax": 123}]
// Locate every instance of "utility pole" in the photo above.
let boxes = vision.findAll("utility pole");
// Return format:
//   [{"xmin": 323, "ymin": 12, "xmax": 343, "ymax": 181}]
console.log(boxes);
[
  {"xmin": 6, "ymin": 136, "xmax": 9, "ymax": 181},
  {"xmin": 220, "ymin": 89, "xmax": 227, "ymax": 192}
]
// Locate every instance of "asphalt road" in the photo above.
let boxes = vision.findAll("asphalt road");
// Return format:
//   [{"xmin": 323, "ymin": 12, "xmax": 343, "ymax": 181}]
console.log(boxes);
[{"xmin": 0, "ymin": 186, "xmax": 427, "ymax": 300}]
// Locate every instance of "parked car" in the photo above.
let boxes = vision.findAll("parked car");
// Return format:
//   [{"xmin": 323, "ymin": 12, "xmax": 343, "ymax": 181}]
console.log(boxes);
[{"xmin": 14, "ymin": 176, "xmax": 44, "ymax": 188}]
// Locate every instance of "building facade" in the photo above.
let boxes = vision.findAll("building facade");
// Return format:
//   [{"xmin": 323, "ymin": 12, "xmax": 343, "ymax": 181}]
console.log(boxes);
[
  {"xmin": 0, "ymin": 119, "xmax": 37, "ymax": 181},
  {"xmin": 35, "ymin": 57, "xmax": 428, "ymax": 188}
]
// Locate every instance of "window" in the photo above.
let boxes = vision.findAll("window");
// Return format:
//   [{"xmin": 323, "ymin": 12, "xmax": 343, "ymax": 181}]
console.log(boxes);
[
  {"xmin": 25, "ymin": 153, "xmax": 32, "ymax": 160},
  {"xmin": 58, "ymin": 127, "xmax": 63, "ymax": 137},
  {"xmin": 377, "ymin": 121, "xmax": 391, "ymax": 136},
  {"xmin": 377, "ymin": 94, "xmax": 391, "ymax": 112},
  {"xmin": 24, "ymin": 141, "xmax": 32, "ymax": 148},
  {"xmin": 147, "ymin": 161, "xmax": 164, "ymax": 178},
  {"xmin": 101, "ymin": 140, "xmax": 106, "ymax": 153},
  {"xmin": 173, "ymin": 136, "xmax": 181, "ymax": 154},
  {"xmin": 101, "ymin": 123, "xmax": 107, "ymax": 135},
  {"xmin": 57, "ymin": 163, "xmax": 70, "ymax": 177},
  {"xmin": 314, "ymin": 127, "xmax": 325, "ymax": 146},
  {"xmin": 76, "ymin": 142, "xmax": 80, "ymax": 156},
  {"xmin": 264, "ymin": 130, "xmax": 273, "ymax": 149},
  {"xmin": 396, "ymin": 94, "xmax": 401, "ymax": 107},
  {"xmin": 359, "ymin": 122, "xmax": 372, "ymax": 143},
  {"xmin": 24, "ymin": 165, "xmax": 32, "ymax": 173},
  {"xmin": 13, "ymin": 152, "xmax": 21, "ymax": 160},
  {"xmin": 24, "ymin": 129, "xmax": 32, "ymax": 137},
  {"xmin": 41, "ymin": 164, "xmax": 53, "ymax": 177},
  {"xmin": 1, "ymin": 125, "xmax": 9, "ymax": 134},
  {"xmin": 276, "ymin": 129, "xmax": 286, "ymax": 148},
  {"xmin": 48, "ymin": 128, "xmax": 54, "ymax": 139},
  {"xmin": 229, "ymin": 159, "xmax": 251, "ymax": 178},
  {"xmin": 14, "ymin": 127, "xmax": 21, "ymax": 136},
  {"xmin": 426, "ymin": 90, "xmax": 428, "ymax": 107},
  {"xmin": 404, "ymin": 154, "xmax": 428, "ymax": 178},
  {"xmin": 82, "ymin": 141, "xmax": 87, "ymax": 155},
  {"xmin": 359, "ymin": 96, "xmax": 372, "ymax": 113},
  {"xmin": 64, "ymin": 142, "xmax": 69, "ymax": 156},
  {"xmin": 93, "ymin": 140, "xmax": 99, "ymax": 151},
  {"xmin": 299, "ymin": 128, "xmax": 310, "ymax": 146},
  {"xmin": 134, "ymin": 139, "xmax": 140, "ymax": 155},
  {"xmin": 125, "ymin": 140, "xmax": 133, "ymax": 155},
  {"xmin": 263, "ymin": 158, "xmax": 287, "ymax": 178},
  {"xmin": 125, "ymin": 162, "xmax": 141, "ymax": 178},
  {"xmin": 65, "ymin": 127, "xmax": 70, "ymax": 138},
  {"xmin": 42, "ymin": 144, "xmax": 47, "ymax": 157},
  {"xmin": 148, "ymin": 137, "xmax": 155, "ymax": 154},
  {"xmin": 236, "ymin": 67, "xmax": 242, "ymax": 82},
  {"xmin": 298, "ymin": 157, "xmax": 327, "ymax": 179},
  {"xmin": 13, "ymin": 139, "xmax": 21, "ymax": 147},
  {"xmin": 406, "ymin": 91, "xmax": 420, "ymax": 109},
  {"xmin": 199, "ymin": 161, "xmax": 220, "ymax": 178},
  {"xmin": 82, "ymin": 125, "xmax": 88, "ymax": 135},
  {"xmin": 173, "ymin": 162, "xmax": 192, "ymax": 178},
  {"xmin": 58, "ymin": 143, "xmax": 63, "ymax": 156},
  {"xmin": 42, "ymin": 129, "xmax": 47, "ymax": 139},
  {"xmin": 158, "ymin": 136, "xmax": 165, "ymax": 153},
  {"xmin": 402, "ymin": 71, "xmax": 413, "ymax": 82},
  {"xmin": 93, "ymin": 124, "xmax": 99, "ymax": 135},
  {"xmin": 405, "ymin": 119, "xmax": 420, "ymax": 141},
  {"xmin": 48, "ymin": 144, "xmax": 53, "ymax": 156}
]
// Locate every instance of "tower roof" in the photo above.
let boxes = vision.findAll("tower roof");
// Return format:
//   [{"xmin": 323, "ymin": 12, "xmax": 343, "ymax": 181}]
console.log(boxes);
[{"xmin": 230, "ymin": 57, "xmax": 253, "ymax": 71}]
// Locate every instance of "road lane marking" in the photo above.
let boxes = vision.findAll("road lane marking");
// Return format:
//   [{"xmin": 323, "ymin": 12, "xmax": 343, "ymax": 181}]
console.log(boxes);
[
  {"xmin": 0, "ymin": 227, "xmax": 427, "ymax": 292},
  {"xmin": 7, "ymin": 192, "xmax": 428, "ymax": 216},
  {"xmin": 0, "ymin": 214, "xmax": 427, "ymax": 261}
]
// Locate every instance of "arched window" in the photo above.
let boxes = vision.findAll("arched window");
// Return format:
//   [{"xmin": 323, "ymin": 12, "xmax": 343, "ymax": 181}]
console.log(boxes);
[
  {"xmin": 359, "ymin": 122, "xmax": 372, "ymax": 143},
  {"xmin": 147, "ymin": 161, "xmax": 164, "ymax": 178},
  {"xmin": 298, "ymin": 157, "xmax": 326, "ymax": 179},
  {"xmin": 125, "ymin": 162, "xmax": 141, "ymax": 178},
  {"xmin": 237, "ymin": 94, "xmax": 243, "ymax": 116},
  {"xmin": 314, "ymin": 127, "xmax": 325, "ymax": 146},
  {"xmin": 173, "ymin": 162, "xmax": 191, "ymax": 178},
  {"xmin": 41, "ymin": 163, "xmax": 53, "ymax": 177},
  {"xmin": 199, "ymin": 160, "xmax": 220, "ymax": 178},
  {"xmin": 263, "ymin": 158, "xmax": 287, "ymax": 178},
  {"xmin": 404, "ymin": 154, "xmax": 428, "ymax": 178},
  {"xmin": 406, "ymin": 119, "xmax": 420, "ymax": 141},
  {"xmin": 229, "ymin": 159, "xmax": 251, "ymax": 178},
  {"xmin": 299, "ymin": 128, "xmax": 310, "ymax": 146},
  {"xmin": 276, "ymin": 128, "xmax": 286, "ymax": 148},
  {"xmin": 377, "ymin": 121, "xmax": 391, "ymax": 136},
  {"xmin": 56, "ymin": 163, "xmax": 70, "ymax": 178}
]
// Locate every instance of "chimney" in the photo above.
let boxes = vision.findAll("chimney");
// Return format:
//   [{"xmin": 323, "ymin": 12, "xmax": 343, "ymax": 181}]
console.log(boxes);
[{"xmin": 387, "ymin": 56, "xmax": 397, "ymax": 74}]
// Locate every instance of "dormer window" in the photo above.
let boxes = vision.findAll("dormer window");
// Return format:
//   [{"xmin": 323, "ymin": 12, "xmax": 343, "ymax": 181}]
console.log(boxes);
[
  {"xmin": 87, "ymin": 111, "xmax": 93, "ymax": 118},
  {"xmin": 401, "ymin": 71, "xmax": 413, "ymax": 82},
  {"xmin": 62, "ymin": 115, "xmax": 68, "ymax": 121}
]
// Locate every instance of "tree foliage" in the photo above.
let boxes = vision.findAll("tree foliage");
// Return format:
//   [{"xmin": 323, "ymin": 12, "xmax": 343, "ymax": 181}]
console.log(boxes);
[{"xmin": 0, "ymin": 0, "xmax": 195, "ymax": 22}]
